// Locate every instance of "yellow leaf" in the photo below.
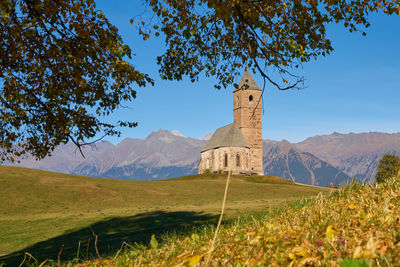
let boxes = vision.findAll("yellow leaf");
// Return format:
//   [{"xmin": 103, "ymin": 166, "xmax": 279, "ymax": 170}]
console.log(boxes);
[
  {"xmin": 292, "ymin": 246, "xmax": 308, "ymax": 258},
  {"xmin": 188, "ymin": 255, "xmax": 202, "ymax": 266},
  {"xmin": 348, "ymin": 203, "xmax": 356, "ymax": 210},
  {"xmin": 325, "ymin": 225, "xmax": 339, "ymax": 239}
]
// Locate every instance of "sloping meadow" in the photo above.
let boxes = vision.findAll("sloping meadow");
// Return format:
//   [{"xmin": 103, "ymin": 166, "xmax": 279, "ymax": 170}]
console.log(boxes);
[{"xmin": 73, "ymin": 176, "xmax": 400, "ymax": 266}]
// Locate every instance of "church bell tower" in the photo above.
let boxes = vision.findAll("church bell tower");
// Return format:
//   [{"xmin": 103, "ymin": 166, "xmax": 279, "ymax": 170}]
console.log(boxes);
[{"xmin": 233, "ymin": 69, "xmax": 264, "ymax": 175}]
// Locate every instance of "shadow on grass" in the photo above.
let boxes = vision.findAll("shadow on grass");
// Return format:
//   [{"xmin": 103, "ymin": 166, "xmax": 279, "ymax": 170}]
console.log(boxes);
[{"xmin": 0, "ymin": 210, "xmax": 218, "ymax": 266}]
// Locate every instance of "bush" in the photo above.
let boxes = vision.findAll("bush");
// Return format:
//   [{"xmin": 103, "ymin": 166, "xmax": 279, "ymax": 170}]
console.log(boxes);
[
  {"xmin": 375, "ymin": 154, "xmax": 400, "ymax": 183},
  {"xmin": 328, "ymin": 183, "xmax": 338, "ymax": 189}
]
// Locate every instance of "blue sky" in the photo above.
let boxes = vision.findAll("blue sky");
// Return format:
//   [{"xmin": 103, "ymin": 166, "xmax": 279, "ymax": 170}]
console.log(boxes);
[{"xmin": 95, "ymin": 1, "xmax": 400, "ymax": 143}]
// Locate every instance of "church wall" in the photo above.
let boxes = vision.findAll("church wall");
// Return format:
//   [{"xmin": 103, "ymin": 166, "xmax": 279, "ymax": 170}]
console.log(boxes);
[
  {"xmin": 199, "ymin": 147, "xmax": 251, "ymax": 175},
  {"xmin": 233, "ymin": 89, "xmax": 262, "ymax": 129},
  {"xmin": 214, "ymin": 147, "xmax": 250, "ymax": 175},
  {"xmin": 240, "ymin": 127, "xmax": 262, "ymax": 149},
  {"xmin": 213, "ymin": 149, "xmax": 219, "ymax": 172},
  {"xmin": 249, "ymin": 148, "xmax": 264, "ymax": 175},
  {"xmin": 198, "ymin": 150, "xmax": 214, "ymax": 174}
]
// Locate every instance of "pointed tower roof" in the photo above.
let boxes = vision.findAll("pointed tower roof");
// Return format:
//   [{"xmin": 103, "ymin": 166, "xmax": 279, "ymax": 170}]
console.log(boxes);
[
  {"xmin": 236, "ymin": 68, "xmax": 261, "ymax": 91},
  {"xmin": 200, "ymin": 123, "xmax": 250, "ymax": 152}
]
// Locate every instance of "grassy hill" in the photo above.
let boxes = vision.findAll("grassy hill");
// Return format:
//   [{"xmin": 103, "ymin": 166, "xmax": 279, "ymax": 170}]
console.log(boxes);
[{"xmin": 0, "ymin": 166, "xmax": 329, "ymax": 266}]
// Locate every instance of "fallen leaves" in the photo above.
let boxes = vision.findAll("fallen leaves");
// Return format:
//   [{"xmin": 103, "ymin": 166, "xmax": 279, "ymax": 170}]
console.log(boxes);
[
  {"xmin": 325, "ymin": 225, "xmax": 339, "ymax": 239},
  {"xmin": 353, "ymin": 237, "xmax": 378, "ymax": 259},
  {"xmin": 75, "ymin": 177, "xmax": 400, "ymax": 266},
  {"xmin": 348, "ymin": 203, "xmax": 356, "ymax": 210},
  {"xmin": 188, "ymin": 254, "xmax": 202, "ymax": 266},
  {"xmin": 288, "ymin": 245, "xmax": 308, "ymax": 260}
]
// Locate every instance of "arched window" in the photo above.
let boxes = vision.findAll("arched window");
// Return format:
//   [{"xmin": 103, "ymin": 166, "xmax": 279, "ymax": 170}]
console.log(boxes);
[
  {"xmin": 236, "ymin": 154, "xmax": 240, "ymax": 167},
  {"xmin": 248, "ymin": 95, "xmax": 254, "ymax": 106},
  {"xmin": 224, "ymin": 153, "xmax": 228, "ymax": 167}
]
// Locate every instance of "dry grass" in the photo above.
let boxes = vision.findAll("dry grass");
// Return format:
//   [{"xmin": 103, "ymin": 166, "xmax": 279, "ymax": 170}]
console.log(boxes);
[{"xmin": 73, "ymin": 177, "xmax": 400, "ymax": 267}]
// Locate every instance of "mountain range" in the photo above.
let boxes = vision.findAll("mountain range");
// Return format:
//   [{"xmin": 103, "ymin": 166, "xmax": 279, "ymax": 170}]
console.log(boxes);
[
  {"xmin": 9, "ymin": 130, "xmax": 400, "ymax": 186},
  {"xmin": 296, "ymin": 132, "xmax": 400, "ymax": 181},
  {"xmin": 263, "ymin": 140, "xmax": 349, "ymax": 187}
]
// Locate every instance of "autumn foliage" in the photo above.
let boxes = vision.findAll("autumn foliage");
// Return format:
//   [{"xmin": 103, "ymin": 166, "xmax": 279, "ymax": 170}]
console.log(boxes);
[
  {"xmin": 143, "ymin": 0, "xmax": 400, "ymax": 90},
  {"xmin": 375, "ymin": 154, "xmax": 400, "ymax": 183},
  {"xmin": 0, "ymin": 0, "xmax": 152, "ymax": 161}
]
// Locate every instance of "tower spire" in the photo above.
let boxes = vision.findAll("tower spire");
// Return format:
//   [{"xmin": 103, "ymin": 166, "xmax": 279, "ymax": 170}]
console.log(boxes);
[{"xmin": 238, "ymin": 69, "xmax": 261, "ymax": 91}]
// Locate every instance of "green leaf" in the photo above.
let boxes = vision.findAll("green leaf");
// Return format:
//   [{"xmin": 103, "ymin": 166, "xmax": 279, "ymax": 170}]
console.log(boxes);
[{"xmin": 150, "ymin": 234, "xmax": 158, "ymax": 249}]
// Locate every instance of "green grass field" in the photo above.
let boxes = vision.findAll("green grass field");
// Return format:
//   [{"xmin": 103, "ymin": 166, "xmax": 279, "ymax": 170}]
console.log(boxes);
[{"xmin": 0, "ymin": 166, "xmax": 329, "ymax": 266}]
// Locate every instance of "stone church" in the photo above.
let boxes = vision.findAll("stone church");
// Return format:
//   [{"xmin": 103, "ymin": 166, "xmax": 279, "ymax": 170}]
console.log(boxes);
[{"xmin": 198, "ymin": 69, "xmax": 264, "ymax": 175}]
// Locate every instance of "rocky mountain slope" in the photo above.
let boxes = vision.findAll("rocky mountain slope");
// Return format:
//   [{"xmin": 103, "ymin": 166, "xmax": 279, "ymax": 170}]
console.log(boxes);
[
  {"xmin": 263, "ymin": 140, "xmax": 350, "ymax": 187},
  {"xmin": 296, "ymin": 132, "xmax": 400, "ymax": 181}
]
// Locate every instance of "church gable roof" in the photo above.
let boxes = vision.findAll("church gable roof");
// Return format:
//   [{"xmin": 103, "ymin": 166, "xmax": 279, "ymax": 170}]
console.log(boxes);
[
  {"xmin": 236, "ymin": 69, "xmax": 261, "ymax": 91},
  {"xmin": 200, "ymin": 123, "xmax": 250, "ymax": 152}
]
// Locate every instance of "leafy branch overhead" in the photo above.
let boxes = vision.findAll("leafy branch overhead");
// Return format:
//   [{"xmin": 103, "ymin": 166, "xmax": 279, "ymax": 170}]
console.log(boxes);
[
  {"xmin": 0, "ymin": 0, "xmax": 152, "ymax": 161},
  {"xmin": 141, "ymin": 0, "xmax": 400, "ymax": 90},
  {"xmin": 1, "ymin": 0, "xmax": 399, "ymax": 161}
]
